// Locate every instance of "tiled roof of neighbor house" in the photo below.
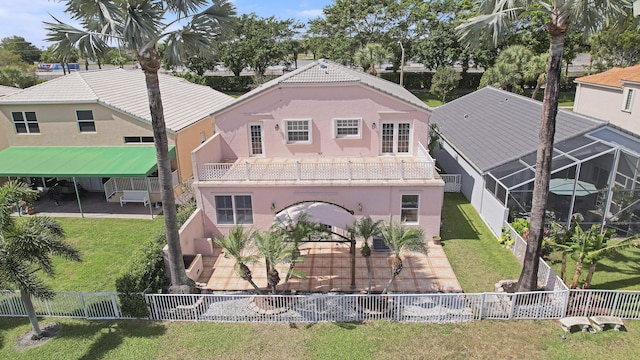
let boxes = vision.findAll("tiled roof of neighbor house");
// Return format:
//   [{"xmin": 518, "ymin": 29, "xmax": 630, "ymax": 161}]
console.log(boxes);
[
  {"xmin": 431, "ymin": 87, "xmax": 606, "ymax": 173},
  {"xmin": 212, "ymin": 59, "xmax": 429, "ymax": 115},
  {"xmin": 0, "ymin": 85, "xmax": 21, "ymax": 97},
  {"xmin": 575, "ymin": 64, "xmax": 640, "ymax": 88},
  {"xmin": 0, "ymin": 69, "xmax": 234, "ymax": 132}
]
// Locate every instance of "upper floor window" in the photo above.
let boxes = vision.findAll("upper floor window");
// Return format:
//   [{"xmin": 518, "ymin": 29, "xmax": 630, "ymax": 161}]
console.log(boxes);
[
  {"xmin": 285, "ymin": 119, "xmax": 312, "ymax": 144},
  {"xmin": 124, "ymin": 136, "xmax": 154, "ymax": 144},
  {"xmin": 334, "ymin": 118, "xmax": 361, "ymax": 138},
  {"xmin": 381, "ymin": 122, "xmax": 411, "ymax": 154},
  {"xmin": 623, "ymin": 88, "xmax": 634, "ymax": 112},
  {"xmin": 214, "ymin": 195, "xmax": 253, "ymax": 225},
  {"xmin": 11, "ymin": 111, "xmax": 39, "ymax": 134},
  {"xmin": 76, "ymin": 110, "xmax": 96, "ymax": 132}
]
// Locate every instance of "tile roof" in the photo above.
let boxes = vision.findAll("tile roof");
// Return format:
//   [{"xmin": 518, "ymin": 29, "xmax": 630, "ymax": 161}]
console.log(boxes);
[
  {"xmin": 213, "ymin": 59, "xmax": 429, "ymax": 115},
  {"xmin": 575, "ymin": 64, "xmax": 640, "ymax": 88},
  {"xmin": 0, "ymin": 85, "xmax": 21, "ymax": 97},
  {"xmin": 0, "ymin": 69, "xmax": 234, "ymax": 132},
  {"xmin": 431, "ymin": 87, "xmax": 606, "ymax": 172}
]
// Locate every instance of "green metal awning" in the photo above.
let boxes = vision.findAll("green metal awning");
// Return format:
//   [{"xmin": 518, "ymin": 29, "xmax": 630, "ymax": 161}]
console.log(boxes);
[{"xmin": 0, "ymin": 146, "xmax": 176, "ymax": 177}]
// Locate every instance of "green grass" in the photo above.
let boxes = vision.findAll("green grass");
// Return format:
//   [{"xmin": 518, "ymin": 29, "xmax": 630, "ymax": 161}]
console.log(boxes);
[
  {"xmin": 440, "ymin": 193, "xmax": 521, "ymax": 292},
  {"xmin": 526, "ymin": 90, "xmax": 575, "ymax": 108},
  {"xmin": 547, "ymin": 246, "xmax": 640, "ymax": 290},
  {"xmin": 45, "ymin": 218, "xmax": 165, "ymax": 292},
  {"xmin": 411, "ymin": 89, "xmax": 475, "ymax": 108},
  {"xmin": 2, "ymin": 318, "xmax": 640, "ymax": 359}
]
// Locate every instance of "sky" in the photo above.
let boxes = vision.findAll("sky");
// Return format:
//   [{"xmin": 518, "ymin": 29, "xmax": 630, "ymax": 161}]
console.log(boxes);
[{"xmin": 0, "ymin": 0, "xmax": 332, "ymax": 49}]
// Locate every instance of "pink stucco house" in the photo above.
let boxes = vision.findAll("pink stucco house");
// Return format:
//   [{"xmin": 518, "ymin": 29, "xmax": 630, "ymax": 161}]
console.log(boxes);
[{"xmin": 178, "ymin": 60, "xmax": 444, "ymax": 280}]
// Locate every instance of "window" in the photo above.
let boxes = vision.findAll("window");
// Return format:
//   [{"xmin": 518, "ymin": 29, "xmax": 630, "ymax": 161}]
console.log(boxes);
[
  {"xmin": 214, "ymin": 195, "xmax": 253, "ymax": 224},
  {"xmin": 249, "ymin": 124, "xmax": 264, "ymax": 155},
  {"xmin": 285, "ymin": 119, "xmax": 311, "ymax": 143},
  {"xmin": 124, "ymin": 136, "xmax": 154, "ymax": 143},
  {"xmin": 381, "ymin": 122, "xmax": 411, "ymax": 154},
  {"xmin": 11, "ymin": 111, "xmax": 39, "ymax": 134},
  {"xmin": 76, "ymin": 110, "xmax": 96, "ymax": 132},
  {"xmin": 334, "ymin": 118, "xmax": 361, "ymax": 138},
  {"xmin": 401, "ymin": 194, "xmax": 419, "ymax": 223},
  {"xmin": 623, "ymin": 88, "xmax": 634, "ymax": 112}
]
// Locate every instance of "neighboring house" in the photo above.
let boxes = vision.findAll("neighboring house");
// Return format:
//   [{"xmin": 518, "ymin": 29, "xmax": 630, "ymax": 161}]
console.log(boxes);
[
  {"xmin": 180, "ymin": 59, "xmax": 443, "ymax": 261},
  {"xmin": 574, "ymin": 64, "xmax": 640, "ymax": 134},
  {"xmin": 432, "ymin": 86, "xmax": 640, "ymax": 237},
  {"xmin": 0, "ymin": 85, "xmax": 20, "ymax": 97},
  {"xmin": 0, "ymin": 69, "xmax": 233, "ymax": 199}
]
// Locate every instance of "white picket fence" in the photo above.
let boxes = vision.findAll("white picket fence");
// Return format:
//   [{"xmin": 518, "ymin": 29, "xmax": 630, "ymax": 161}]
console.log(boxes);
[{"xmin": 441, "ymin": 174, "xmax": 461, "ymax": 192}]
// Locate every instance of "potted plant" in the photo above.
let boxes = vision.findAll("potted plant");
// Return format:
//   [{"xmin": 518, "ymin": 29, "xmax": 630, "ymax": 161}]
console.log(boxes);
[{"xmin": 432, "ymin": 235, "xmax": 442, "ymax": 245}]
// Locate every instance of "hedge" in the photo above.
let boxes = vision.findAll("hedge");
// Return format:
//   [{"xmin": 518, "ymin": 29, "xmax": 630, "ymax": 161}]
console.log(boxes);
[{"xmin": 379, "ymin": 71, "xmax": 482, "ymax": 90}]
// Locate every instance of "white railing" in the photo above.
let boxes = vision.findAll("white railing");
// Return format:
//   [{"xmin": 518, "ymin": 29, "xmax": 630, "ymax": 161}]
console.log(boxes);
[
  {"xmin": 199, "ymin": 161, "xmax": 435, "ymax": 182},
  {"xmin": 103, "ymin": 170, "xmax": 179, "ymax": 199},
  {"xmin": 1, "ymin": 289, "xmax": 638, "ymax": 322},
  {"xmin": 442, "ymin": 174, "xmax": 462, "ymax": 192}
]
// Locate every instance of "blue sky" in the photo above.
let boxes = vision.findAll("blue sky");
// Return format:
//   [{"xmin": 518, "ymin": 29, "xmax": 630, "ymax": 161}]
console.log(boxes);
[{"xmin": 0, "ymin": 0, "xmax": 332, "ymax": 49}]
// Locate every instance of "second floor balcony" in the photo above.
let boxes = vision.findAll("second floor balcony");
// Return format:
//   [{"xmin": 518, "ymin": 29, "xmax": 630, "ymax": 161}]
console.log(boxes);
[{"xmin": 197, "ymin": 155, "xmax": 436, "ymax": 183}]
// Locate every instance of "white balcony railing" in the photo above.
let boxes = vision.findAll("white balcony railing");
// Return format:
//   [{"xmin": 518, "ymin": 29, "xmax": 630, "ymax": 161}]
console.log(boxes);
[
  {"xmin": 104, "ymin": 170, "xmax": 179, "ymax": 199},
  {"xmin": 198, "ymin": 160, "xmax": 435, "ymax": 182}
]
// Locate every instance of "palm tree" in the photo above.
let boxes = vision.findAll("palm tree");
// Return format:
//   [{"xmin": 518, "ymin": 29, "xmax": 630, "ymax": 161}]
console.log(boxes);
[
  {"xmin": 457, "ymin": 0, "xmax": 632, "ymax": 292},
  {"xmin": 253, "ymin": 230, "xmax": 294, "ymax": 295},
  {"xmin": 479, "ymin": 62, "xmax": 520, "ymax": 91},
  {"xmin": 379, "ymin": 221, "xmax": 426, "ymax": 294},
  {"xmin": 214, "ymin": 226, "xmax": 264, "ymax": 295},
  {"xmin": 0, "ymin": 181, "xmax": 81, "ymax": 339},
  {"xmin": 547, "ymin": 220, "xmax": 577, "ymax": 283},
  {"xmin": 46, "ymin": 0, "xmax": 236, "ymax": 294},
  {"xmin": 354, "ymin": 43, "xmax": 391, "ymax": 75},
  {"xmin": 351, "ymin": 216, "xmax": 383, "ymax": 294},
  {"xmin": 274, "ymin": 212, "xmax": 318, "ymax": 292},
  {"xmin": 523, "ymin": 53, "xmax": 549, "ymax": 100}
]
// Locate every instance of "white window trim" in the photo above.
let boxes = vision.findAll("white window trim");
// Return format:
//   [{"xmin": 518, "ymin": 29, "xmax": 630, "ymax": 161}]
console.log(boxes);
[
  {"xmin": 622, "ymin": 88, "xmax": 634, "ymax": 112},
  {"xmin": 248, "ymin": 122, "xmax": 265, "ymax": 156},
  {"xmin": 333, "ymin": 118, "xmax": 362, "ymax": 139},
  {"xmin": 11, "ymin": 111, "xmax": 39, "ymax": 134},
  {"xmin": 214, "ymin": 194, "xmax": 254, "ymax": 225},
  {"xmin": 75, "ymin": 109, "xmax": 96, "ymax": 133},
  {"xmin": 380, "ymin": 121, "xmax": 413, "ymax": 155},
  {"xmin": 283, "ymin": 118, "xmax": 313, "ymax": 144},
  {"xmin": 400, "ymin": 194, "xmax": 420, "ymax": 224}
]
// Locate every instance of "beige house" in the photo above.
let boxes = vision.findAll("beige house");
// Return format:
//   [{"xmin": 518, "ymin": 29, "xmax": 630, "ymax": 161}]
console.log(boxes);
[
  {"xmin": 0, "ymin": 69, "xmax": 233, "ymax": 191},
  {"xmin": 574, "ymin": 65, "xmax": 640, "ymax": 134}
]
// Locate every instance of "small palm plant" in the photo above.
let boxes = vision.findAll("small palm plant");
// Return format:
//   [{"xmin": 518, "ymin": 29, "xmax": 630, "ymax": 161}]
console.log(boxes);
[
  {"xmin": 274, "ymin": 212, "xmax": 319, "ymax": 292},
  {"xmin": 253, "ymin": 230, "xmax": 295, "ymax": 295},
  {"xmin": 380, "ymin": 220, "xmax": 427, "ymax": 294},
  {"xmin": 350, "ymin": 216, "xmax": 383, "ymax": 294},
  {"xmin": 214, "ymin": 226, "xmax": 264, "ymax": 295},
  {"xmin": 547, "ymin": 220, "xmax": 578, "ymax": 283},
  {"xmin": 0, "ymin": 181, "xmax": 81, "ymax": 339}
]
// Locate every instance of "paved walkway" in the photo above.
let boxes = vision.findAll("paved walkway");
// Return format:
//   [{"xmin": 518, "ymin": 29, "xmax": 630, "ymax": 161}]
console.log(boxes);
[{"xmin": 199, "ymin": 240, "xmax": 461, "ymax": 293}]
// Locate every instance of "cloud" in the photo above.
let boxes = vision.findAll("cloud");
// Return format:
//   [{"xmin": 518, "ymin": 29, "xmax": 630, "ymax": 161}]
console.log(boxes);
[{"xmin": 296, "ymin": 9, "xmax": 323, "ymax": 18}]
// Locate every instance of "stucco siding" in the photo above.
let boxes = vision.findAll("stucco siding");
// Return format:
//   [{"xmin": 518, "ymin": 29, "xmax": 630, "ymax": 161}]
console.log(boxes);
[
  {"xmin": 574, "ymin": 84, "xmax": 640, "ymax": 133},
  {"xmin": 198, "ymin": 183, "xmax": 443, "ymax": 241},
  {"xmin": 0, "ymin": 103, "xmax": 176, "ymax": 147},
  {"xmin": 214, "ymin": 85, "xmax": 430, "ymax": 160},
  {"xmin": 174, "ymin": 116, "xmax": 214, "ymax": 182}
]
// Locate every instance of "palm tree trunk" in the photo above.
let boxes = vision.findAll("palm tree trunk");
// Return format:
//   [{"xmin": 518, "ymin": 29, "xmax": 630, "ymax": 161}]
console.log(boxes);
[
  {"xmin": 247, "ymin": 278, "xmax": 264, "ymax": 295},
  {"xmin": 382, "ymin": 275, "xmax": 396, "ymax": 294},
  {"xmin": 365, "ymin": 256, "xmax": 372, "ymax": 294},
  {"xmin": 531, "ymin": 79, "xmax": 542, "ymax": 100},
  {"xmin": 570, "ymin": 261, "xmax": 583, "ymax": 289},
  {"xmin": 350, "ymin": 237, "xmax": 356, "ymax": 291},
  {"xmin": 20, "ymin": 288, "xmax": 42, "ymax": 339},
  {"xmin": 583, "ymin": 262, "xmax": 597, "ymax": 289},
  {"xmin": 282, "ymin": 262, "xmax": 295, "ymax": 292},
  {"xmin": 516, "ymin": 30, "xmax": 566, "ymax": 292},
  {"xmin": 139, "ymin": 49, "xmax": 192, "ymax": 294},
  {"xmin": 561, "ymin": 252, "xmax": 567, "ymax": 284}
]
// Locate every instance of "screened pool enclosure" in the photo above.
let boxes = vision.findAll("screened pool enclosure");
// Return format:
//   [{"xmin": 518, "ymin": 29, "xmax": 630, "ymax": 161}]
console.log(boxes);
[{"xmin": 485, "ymin": 127, "xmax": 640, "ymax": 236}]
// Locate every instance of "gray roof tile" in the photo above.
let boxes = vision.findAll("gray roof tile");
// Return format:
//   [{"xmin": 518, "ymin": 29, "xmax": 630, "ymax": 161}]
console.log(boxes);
[
  {"xmin": 431, "ymin": 87, "xmax": 606, "ymax": 172},
  {"xmin": 0, "ymin": 69, "xmax": 234, "ymax": 132}
]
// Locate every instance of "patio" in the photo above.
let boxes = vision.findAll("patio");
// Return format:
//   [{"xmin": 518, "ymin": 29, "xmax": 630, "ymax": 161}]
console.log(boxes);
[
  {"xmin": 197, "ymin": 241, "xmax": 461, "ymax": 293},
  {"xmin": 14, "ymin": 192, "xmax": 162, "ymax": 219}
]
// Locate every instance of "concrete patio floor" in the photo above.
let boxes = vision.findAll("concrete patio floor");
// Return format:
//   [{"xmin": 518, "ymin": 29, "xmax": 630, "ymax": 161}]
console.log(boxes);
[
  {"xmin": 198, "ymin": 240, "xmax": 461, "ymax": 293},
  {"xmin": 13, "ymin": 192, "xmax": 162, "ymax": 219}
]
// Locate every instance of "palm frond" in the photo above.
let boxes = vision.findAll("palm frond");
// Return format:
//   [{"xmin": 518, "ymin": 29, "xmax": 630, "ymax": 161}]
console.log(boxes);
[{"xmin": 44, "ymin": 17, "xmax": 111, "ymax": 59}]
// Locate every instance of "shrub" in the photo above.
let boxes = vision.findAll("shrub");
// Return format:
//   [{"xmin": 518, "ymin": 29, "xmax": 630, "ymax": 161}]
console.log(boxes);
[{"xmin": 115, "ymin": 231, "xmax": 169, "ymax": 318}]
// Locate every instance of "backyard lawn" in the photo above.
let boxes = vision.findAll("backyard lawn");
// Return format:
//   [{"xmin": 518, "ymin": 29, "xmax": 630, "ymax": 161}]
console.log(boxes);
[
  {"xmin": 45, "ymin": 217, "xmax": 165, "ymax": 292},
  {"xmin": 1, "ymin": 317, "xmax": 638, "ymax": 359},
  {"xmin": 440, "ymin": 193, "xmax": 522, "ymax": 292}
]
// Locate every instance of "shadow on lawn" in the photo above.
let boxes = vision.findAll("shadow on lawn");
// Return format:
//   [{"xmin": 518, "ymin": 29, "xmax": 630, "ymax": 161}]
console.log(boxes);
[
  {"xmin": 0, "ymin": 318, "xmax": 30, "ymax": 349},
  {"xmin": 441, "ymin": 193, "xmax": 482, "ymax": 241},
  {"xmin": 55, "ymin": 320, "xmax": 165, "ymax": 360}
]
